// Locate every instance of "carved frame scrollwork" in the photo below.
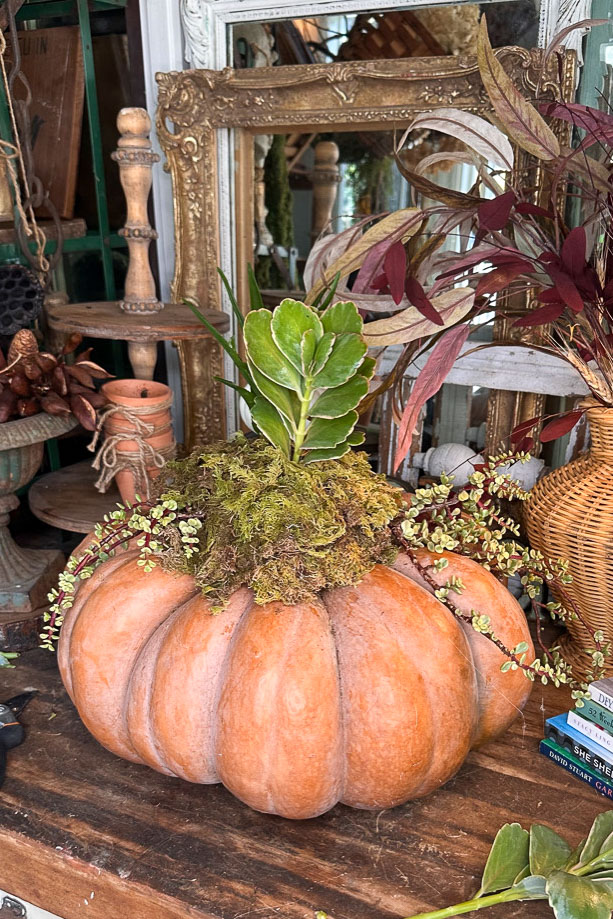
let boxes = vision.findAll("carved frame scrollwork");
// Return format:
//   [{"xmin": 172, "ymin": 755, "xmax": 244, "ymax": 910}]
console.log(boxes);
[{"xmin": 156, "ymin": 48, "xmax": 575, "ymax": 451}]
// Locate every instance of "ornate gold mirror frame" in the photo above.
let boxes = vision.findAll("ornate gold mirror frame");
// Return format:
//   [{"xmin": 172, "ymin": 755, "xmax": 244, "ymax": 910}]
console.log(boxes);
[{"xmin": 156, "ymin": 49, "xmax": 574, "ymax": 452}]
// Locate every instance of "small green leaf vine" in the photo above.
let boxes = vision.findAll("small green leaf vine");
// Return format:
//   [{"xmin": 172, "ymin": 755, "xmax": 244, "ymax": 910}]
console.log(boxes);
[
  {"xmin": 317, "ymin": 811, "xmax": 613, "ymax": 919},
  {"xmin": 396, "ymin": 453, "xmax": 609, "ymax": 697}
]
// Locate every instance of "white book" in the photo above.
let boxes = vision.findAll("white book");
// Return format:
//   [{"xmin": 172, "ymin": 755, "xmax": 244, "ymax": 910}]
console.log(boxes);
[
  {"xmin": 568, "ymin": 709, "xmax": 613, "ymax": 755},
  {"xmin": 589, "ymin": 678, "xmax": 613, "ymax": 713}
]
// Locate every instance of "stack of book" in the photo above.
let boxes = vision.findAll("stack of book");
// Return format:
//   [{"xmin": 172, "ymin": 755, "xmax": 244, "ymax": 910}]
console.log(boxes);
[{"xmin": 540, "ymin": 678, "xmax": 613, "ymax": 800}]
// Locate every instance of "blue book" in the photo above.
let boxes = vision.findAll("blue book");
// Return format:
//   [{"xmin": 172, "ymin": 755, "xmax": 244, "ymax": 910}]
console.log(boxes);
[
  {"xmin": 540, "ymin": 739, "xmax": 613, "ymax": 801},
  {"xmin": 545, "ymin": 713, "xmax": 613, "ymax": 781}
]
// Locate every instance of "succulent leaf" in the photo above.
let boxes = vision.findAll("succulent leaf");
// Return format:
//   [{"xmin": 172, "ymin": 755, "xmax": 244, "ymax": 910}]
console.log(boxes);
[
  {"xmin": 248, "ymin": 361, "xmax": 300, "ymax": 428},
  {"xmin": 251, "ymin": 396, "xmax": 290, "ymax": 457},
  {"xmin": 303, "ymin": 411, "xmax": 359, "ymax": 449},
  {"xmin": 302, "ymin": 441, "xmax": 352, "ymax": 463},
  {"xmin": 300, "ymin": 329, "xmax": 318, "ymax": 373},
  {"xmin": 302, "ymin": 430, "xmax": 365, "ymax": 463},
  {"xmin": 271, "ymin": 299, "xmax": 324, "ymax": 371},
  {"xmin": 321, "ymin": 300, "xmax": 364, "ymax": 335},
  {"xmin": 313, "ymin": 335, "xmax": 368, "ymax": 389},
  {"xmin": 357, "ymin": 356, "xmax": 377, "ymax": 380},
  {"xmin": 310, "ymin": 375, "xmax": 369, "ymax": 418},
  {"xmin": 311, "ymin": 332, "xmax": 336, "ymax": 375},
  {"xmin": 244, "ymin": 309, "xmax": 303, "ymax": 393}
]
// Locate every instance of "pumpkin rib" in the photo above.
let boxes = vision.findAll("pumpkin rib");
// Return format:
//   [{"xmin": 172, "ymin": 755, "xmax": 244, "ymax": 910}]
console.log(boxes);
[
  {"xmin": 328, "ymin": 572, "xmax": 437, "ymax": 808},
  {"xmin": 124, "ymin": 598, "xmax": 195, "ymax": 777},
  {"xmin": 150, "ymin": 587, "xmax": 254, "ymax": 783},
  {"xmin": 326, "ymin": 565, "xmax": 478, "ymax": 809},
  {"xmin": 68, "ymin": 558, "xmax": 198, "ymax": 764},
  {"xmin": 215, "ymin": 599, "xmax": 344, "ymax": 819},
  {"xmin": 393, "ymin": 551, "xmax": 533, "ymax": 748},
  {"xmin": 319, "ymin": 603, "xmax": 347, "ymax": 803},
  {"xmin": 58, "ymin": 549, "xmax": 141, "ymax": 702},
  {"xmin": 388, "ymin": 568, "xmax": 480, "ymax": 799}
]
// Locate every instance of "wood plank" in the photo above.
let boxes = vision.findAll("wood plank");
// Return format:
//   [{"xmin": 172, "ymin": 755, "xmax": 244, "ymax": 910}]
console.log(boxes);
[
  {"xmin": 47, "ymin": 300, "xmax": 230, "ymax": 343},
  {"xmin": 8, "ymin": 26, "xmax": 85, "ymax": 219},
  {"xmin": 0, "ymin": 218, "xmax": 86, "ymax": 244},
  {"xmin": 0, "ymin": 647, "xmax": 601, "ymax": 919},
  {"xmin": 379, "ymin": 343, "xmax": 590, "ymax": 397}
]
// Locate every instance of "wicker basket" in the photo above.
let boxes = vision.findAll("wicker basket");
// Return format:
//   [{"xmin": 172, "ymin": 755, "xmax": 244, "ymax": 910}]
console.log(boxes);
[{"xmin": 526, "ymin": 400, "xmax": 613, "ymax": 679}]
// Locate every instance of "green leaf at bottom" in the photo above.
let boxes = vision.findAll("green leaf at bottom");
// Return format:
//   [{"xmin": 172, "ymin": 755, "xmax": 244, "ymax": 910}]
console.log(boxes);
[
  {"xmin": 547, "ymin": 871, "xmax": 613, "ymax": 919},
  {"xmin": 251, "ymin": 397, "xmax": 290, "ymax": 457},
  {"xmin": 479, "ymin": 823, "xmax": 530, "ymax": 895},
  {"xmin": 512, "ymin": 875, "xmax": 548, "ymax": 899},
  {"xmin": 530, "ymin": 825, "xmax": 573, "ymax": 878},
  {"xmin": 303, "ymin": 411, "xmax": 358, "ymax": 449},
  {"xmin": 302, "ymin": 431, "xmax": 364, "ymax": 464},
  {"xmin": 581, "ymin": 814, "xmax": 613, "ymax": 867}
]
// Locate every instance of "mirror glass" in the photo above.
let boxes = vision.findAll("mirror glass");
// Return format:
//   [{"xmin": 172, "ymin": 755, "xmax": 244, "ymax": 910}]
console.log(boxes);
[
  {"xmin": 230, "ymin": 2, "xmax": 542, "ymax": 69},
  {"xmin": 228, "ymin": 2, "xmax": 543, "ymax": 470}
]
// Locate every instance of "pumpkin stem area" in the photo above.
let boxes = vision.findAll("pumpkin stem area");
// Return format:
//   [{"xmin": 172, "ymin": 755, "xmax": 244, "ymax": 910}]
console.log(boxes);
[{"xmin": 154, "ymin": 434, "xmax": 402, "ymax": 608}]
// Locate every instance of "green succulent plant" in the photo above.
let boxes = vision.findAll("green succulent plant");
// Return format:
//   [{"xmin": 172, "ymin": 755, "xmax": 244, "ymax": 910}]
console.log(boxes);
[{"xmin": 186, "ymin": 280, "xmax": 374, "ymax": 463}]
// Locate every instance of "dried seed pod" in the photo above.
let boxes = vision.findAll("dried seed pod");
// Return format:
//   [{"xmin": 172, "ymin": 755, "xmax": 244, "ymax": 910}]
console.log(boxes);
[
  {"xmin": 74, "ymin": 359, "xmax": 113, "ymax": 380},
  {"xmin": 65, "ymin": 364, "xmax": 95, "ymax": 388},
  {"xmin": 62, "ymin": 332, "xmax": 83, "ymax": 355},
  {"xmin": 9, "ymin": 372, "xmax": 30, "ymax": 397},
  {"xmin": 80, "ymin": 391, "xmax": 106, "ymax": 409},
  {"xmin": 40, "ymin": 392, "xmax": 71, "ymax": 415},
  {"xmin": 36, "ymin": 352, "xmax": 58, "ymax": 373},
  {"xmin": 51, "ymin": 364, "xmax": 68, "ymax": 396},
  {"xmin": 69, "ymin": 393, "xmax": 97, "ymax": 431},
  {"xmin": 22, "ymin": 359, "xmax": 43, "ymax": 381},
  {"xmin": 17, "ymin": 397, "xmax": 40, "ymax": 417}
]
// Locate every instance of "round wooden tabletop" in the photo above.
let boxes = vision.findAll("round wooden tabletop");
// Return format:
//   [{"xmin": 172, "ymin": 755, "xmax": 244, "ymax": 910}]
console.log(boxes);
[
  {"xmin": 29, "ymin": 461, "xmax": 121, "ymax": 534},
  {"xmin": 46, "ymin": 301, "xmax": 230, "ymax": 342}
]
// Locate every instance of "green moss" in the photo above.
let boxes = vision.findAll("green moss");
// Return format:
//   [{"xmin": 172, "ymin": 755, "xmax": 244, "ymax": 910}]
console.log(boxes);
[{"xmin": 154, "ymin": 435, "xmax": 401, "ymax": 609}]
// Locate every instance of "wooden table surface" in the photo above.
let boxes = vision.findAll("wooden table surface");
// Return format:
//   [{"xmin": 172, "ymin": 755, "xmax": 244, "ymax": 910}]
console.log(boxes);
[{"xmin": 0, "ymin": 651, "xmax": 604, "ymax": 919}]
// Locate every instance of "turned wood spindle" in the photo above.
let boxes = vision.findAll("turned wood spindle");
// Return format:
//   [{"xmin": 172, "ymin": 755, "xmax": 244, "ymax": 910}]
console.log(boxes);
[
  {"xmin": 311, "ymin": 140, "xmax": 341, "ymax": 242},
  {"xmin": 112, "ymin": 108, "xmax": 163, "ymax": 315}
]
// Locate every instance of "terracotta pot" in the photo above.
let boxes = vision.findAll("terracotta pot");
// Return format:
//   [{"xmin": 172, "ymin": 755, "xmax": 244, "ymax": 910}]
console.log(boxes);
[
  {"xmin": 100, "ymin": 379, "xmax": 174, "ymax": 505},
  {"xmin": 526, "ymin": 400, "xmax": 613, "ymax": 678}
]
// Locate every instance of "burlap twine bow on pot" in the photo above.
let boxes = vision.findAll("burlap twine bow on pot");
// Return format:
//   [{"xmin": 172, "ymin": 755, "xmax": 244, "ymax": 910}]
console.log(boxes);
[{"xmin": 88, "ymin": 380, "xmax": 176, "ymax": 504}]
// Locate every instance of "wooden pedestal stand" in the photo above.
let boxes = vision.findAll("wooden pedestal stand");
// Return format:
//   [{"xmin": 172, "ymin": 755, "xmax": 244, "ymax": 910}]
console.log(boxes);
[
  {"xmin": 33, "ymin": 108, "xmax": 228, "ymax": 548},
  {"xmin": 47, "ymin": 108, "xmax": 229, "ymax": 384}
]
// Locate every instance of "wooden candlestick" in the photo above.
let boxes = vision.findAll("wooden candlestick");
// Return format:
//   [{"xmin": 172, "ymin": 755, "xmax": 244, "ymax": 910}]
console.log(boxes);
[
  {"xmin": 112, "ymin": 108, "xmax": 163, "ymax": 314},
  {"xmin": 311, "ymin": 140, "xmax": 341, "ymax": 242}
]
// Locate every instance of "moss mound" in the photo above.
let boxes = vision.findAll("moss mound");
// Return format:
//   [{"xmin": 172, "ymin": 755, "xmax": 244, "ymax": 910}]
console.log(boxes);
[{"xmin": 155, "ymin": 435, "xmax": 402, "ymax": 608}]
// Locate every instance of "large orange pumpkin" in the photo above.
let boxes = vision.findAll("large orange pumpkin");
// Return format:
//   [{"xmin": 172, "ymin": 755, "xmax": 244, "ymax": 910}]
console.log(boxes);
[{"xmin": 58, "ymin": 547, "xmax": 533, "ymax": 819}]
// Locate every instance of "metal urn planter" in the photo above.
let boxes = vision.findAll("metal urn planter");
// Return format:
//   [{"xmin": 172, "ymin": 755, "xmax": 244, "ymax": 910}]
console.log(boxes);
[{"xmin": 0, "ymin": 412, "xmax": 77, "ymax": 649}]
